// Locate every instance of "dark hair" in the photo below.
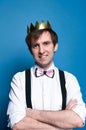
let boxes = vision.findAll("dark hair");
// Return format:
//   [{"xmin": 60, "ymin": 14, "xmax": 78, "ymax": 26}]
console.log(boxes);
[{"xmin": 25, "ymin": 29, "xmax": 58, "ymax": 53}]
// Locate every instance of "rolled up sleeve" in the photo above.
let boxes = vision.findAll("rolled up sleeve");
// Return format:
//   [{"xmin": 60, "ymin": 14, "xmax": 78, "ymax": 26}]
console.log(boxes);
[
  {"xmin": 7, "ymin": 72, "xmax": 26, "ymax": 128},
  {"xmin": 73, "ymin": 104, "xmax": 86, "ymax": 125},
  {"xmin": 65, "ymin": 72, "xmax": 86, "ymax": 125}
]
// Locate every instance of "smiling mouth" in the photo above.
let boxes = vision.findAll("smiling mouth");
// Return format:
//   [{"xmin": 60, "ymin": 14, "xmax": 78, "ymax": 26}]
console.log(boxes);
[{"xmin": 39, "ymin": 54, "xmax": 48, "ymax": 58}]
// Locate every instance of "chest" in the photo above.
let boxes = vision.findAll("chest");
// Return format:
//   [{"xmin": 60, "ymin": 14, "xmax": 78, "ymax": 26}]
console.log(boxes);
[
  {"xmin": 25, "ymin": 69, "xmax": 66, "ymax": 110},
  {"xmin": 32, "ymin": 79, "xmax": 62, "ymax": 110}
]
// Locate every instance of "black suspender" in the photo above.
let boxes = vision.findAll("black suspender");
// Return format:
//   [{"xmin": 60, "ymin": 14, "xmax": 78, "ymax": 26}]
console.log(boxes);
[
  {"xmin": 25, "ymin": 69, "xmax": 32, "ymax": 108},
  {"xmin": 59, "ymin": 69, "xmax": 66, "ymax": 110},
  {"xmin": 25, "ymin": 69, "xmax": 66, "ymax": 110}
]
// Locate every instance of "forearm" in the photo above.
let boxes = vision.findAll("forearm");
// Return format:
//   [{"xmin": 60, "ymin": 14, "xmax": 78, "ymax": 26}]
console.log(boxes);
[
  {"xmin": 39, "ymin": 109, "xmax": 83, "ymax": 128},
  {"xmin": 26, "ymin": 109, "xmax": 83, "ymax": 129},
  {"xmin": 12, "ymin": 116, "xmax": 64, "ymax": 130}
]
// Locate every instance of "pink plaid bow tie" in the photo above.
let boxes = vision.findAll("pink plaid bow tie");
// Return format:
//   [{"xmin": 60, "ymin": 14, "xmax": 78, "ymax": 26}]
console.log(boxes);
[{"xmin": 35, "ymin": 68, "xmax": 55, "ymax": 78}]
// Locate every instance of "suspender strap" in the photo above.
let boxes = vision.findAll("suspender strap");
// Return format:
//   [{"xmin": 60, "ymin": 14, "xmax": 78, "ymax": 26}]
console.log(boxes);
[
  {"xmin": 59, "ymin": 69, "xmax": 66, "ymax": 110},
  {"xmin": 25, "ymin": 68, "xmax": 32, "ymax": 108},
  {"xmin": 25, "ymin": 68, "xmax": 66, "ymax": 110}
]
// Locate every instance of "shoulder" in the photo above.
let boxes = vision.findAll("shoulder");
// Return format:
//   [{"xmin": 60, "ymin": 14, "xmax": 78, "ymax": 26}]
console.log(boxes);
[
  {"xmin": 55, "ymin": 67, "xmax": 76, "ymax": 79},
  {"xmin": 11, "ymin": 70, "xmax": 26, "ymax": 84},
  {"xmin": 55, "ymin": 67, "xmax": 79, "ymax": 86},
  {"xmin": 13, "ymin": 70, "xmax": 25, "ymax": 78},
  {"xmin": 62, "ymin": 70, "xmax": 80, "ymax": 92},
  {"xmin": 12, "ymin": 66, "xmax": 34, "ymax": 80},
  {"xmin": 64, "ymin": 70, "xmax": 78, "ymax": 82}
]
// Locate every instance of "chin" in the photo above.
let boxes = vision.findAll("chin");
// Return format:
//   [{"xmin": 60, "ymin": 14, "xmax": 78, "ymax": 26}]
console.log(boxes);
[{"xmin": 39, "ymin": 63, "xmax": 51, "ymax": 70}]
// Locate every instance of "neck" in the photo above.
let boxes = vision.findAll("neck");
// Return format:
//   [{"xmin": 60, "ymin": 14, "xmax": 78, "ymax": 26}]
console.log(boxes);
[{"xmin": 35, "ymin": 62, "xmax": 54, "ymax": 70}]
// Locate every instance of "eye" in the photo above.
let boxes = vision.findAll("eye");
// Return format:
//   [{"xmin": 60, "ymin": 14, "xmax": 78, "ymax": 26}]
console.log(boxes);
[
  {"xmin": 32, "ymin": 44, "xmax": 39, "ymax": 49},
  {"xmin": 44, "ymin": 41, "xmax": 50, "ymax": 46}
]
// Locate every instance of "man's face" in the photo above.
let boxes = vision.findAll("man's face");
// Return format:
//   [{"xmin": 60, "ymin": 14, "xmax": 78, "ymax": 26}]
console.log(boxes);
[{"xmin": 31, "ymin": 31, "xmax": 58, "ymax": 70}]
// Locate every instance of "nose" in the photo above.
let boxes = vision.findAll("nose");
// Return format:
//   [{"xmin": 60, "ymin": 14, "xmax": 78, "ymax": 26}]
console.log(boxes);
[{"xmin": 39, "ymin": 45, "xmax": 44, "ymax": 54}]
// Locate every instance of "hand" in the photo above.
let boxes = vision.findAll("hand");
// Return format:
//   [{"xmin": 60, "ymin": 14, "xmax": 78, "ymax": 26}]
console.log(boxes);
[
  {"xmin": 66, "ymin": 99, "xmax": 78, "ymax": 110},
  {"xmin": 26, "ymin": 108, "xmax": 40, "ymax": 119}
]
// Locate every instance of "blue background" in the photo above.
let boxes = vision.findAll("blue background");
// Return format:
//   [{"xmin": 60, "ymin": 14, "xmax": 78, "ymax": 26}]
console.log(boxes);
[{"xmin": 0, "ymin": 0, "xmax": 86, "ymax": 129}]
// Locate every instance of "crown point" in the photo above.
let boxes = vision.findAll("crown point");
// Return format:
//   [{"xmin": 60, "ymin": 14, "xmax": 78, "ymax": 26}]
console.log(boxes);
[
  {"xmin": 27, "ymin": 26, "xmax": 29, "ymax": 34},
  {"xmin": 35, "ymin": 21, "xmax": 39, "ymax": 29},
  {"xmin": 27, "ymin": 20, "xmax": 52, "ymax": 34}
]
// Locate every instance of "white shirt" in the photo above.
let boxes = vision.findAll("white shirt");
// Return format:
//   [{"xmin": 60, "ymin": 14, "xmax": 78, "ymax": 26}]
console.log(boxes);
[{"xmin": 7, "ymin": 63, "xmax": 86, "ymax": 129}]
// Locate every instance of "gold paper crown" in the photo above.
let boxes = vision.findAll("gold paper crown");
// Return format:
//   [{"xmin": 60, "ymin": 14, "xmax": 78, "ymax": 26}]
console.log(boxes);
[{"xmin": 27, "ymin": 21, "xmax": 52, "ymax": 34}]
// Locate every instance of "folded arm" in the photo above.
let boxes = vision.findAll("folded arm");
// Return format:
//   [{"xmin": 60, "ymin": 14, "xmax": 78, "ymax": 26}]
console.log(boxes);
[
  {"xmin": 13, "ymin": 116, "xmax": 65, "ymax": 130},
  {"xmin": 26, "ymin": 99, "xmax": 84, "ymax": 129}
]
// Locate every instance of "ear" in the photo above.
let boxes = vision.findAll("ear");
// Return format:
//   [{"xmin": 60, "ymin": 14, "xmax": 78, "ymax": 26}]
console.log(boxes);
[{"xmin": 54, "ymin": 43, "xmax": 58, "ymax": 52}]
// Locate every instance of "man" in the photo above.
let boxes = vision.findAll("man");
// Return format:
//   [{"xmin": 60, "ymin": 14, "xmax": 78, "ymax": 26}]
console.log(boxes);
[{"xmin": 7, "ymin": 21, "xmax": 86, "ymax": 130}]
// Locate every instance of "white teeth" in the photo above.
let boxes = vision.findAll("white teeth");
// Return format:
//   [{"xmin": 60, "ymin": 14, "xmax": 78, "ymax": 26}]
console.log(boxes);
[{"xmin": 39, "ymin": 55, "xmax": 47, "ymax": 58}]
